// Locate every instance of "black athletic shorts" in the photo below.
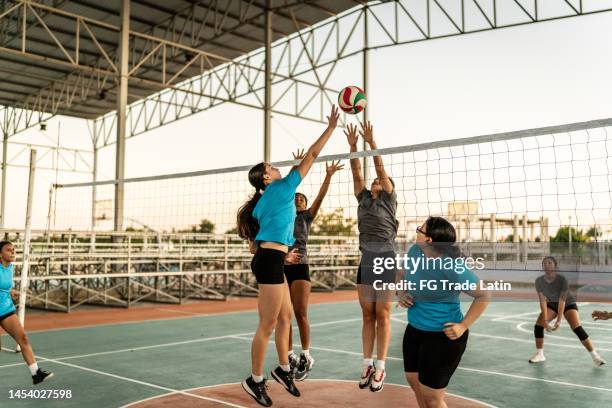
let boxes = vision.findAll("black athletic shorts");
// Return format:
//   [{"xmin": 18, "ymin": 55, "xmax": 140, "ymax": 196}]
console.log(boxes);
[
  {"xmin": 547, "ymin": 302, "xmax": 578, "ymax": 314},
  {"xmin": 284, "ymin": 263, "xmax": 310, "ymax": 285},
  {"xmin": 0, "ymin": 310, "xmax": 16, "ymax": 323},
  {"xmin": 403, "ymin": 324, "xmax": 469, "ymax": 389},
  {"xmin": 357, "ymin": 250, "xmax": 397, "ymax": 285},
  {"xmin": 251, "ymin": 247, "xmax": 286, "ymax": 284}
]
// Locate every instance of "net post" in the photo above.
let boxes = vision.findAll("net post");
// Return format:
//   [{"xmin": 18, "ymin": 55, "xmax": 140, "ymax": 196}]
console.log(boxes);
[{"xmin": 16, "ymin": 149, "xmax": 37, "ymax": 353}]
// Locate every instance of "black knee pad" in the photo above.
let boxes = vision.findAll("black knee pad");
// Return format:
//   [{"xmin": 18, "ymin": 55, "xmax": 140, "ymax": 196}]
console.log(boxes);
[
  {"xmin": 573, "ymin": 326, "xmax": 589, "ymax": 341},
  {"xmin": 534, "ymin": 325, "xmax": 544, "ymax": 339}
]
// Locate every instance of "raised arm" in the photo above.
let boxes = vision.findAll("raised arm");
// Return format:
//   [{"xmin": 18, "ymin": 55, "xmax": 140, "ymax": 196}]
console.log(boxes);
[
  {"xmin": 360, "ymin": 121, "xmax": 393, "ymax": 193},
  {"xmin": 345, "ymin": 123, "xmax": 365, "ymax": 196},
  {"xmin": 296, "ymin": 105, "xmax": 339, "ymax": 179},
  {"xmin": 309, "ymin": 160, "xmax": 344, "ymax": 218}
]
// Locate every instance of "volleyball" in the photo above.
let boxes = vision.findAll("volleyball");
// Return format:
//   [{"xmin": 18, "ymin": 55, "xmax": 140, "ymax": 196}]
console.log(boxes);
[{"xmin": 338, "ymin": 86, "xmax": 367, "ymax": 114}]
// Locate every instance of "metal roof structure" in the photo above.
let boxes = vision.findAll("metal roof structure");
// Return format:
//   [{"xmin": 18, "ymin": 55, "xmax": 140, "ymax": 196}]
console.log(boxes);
[
  {"xmin": 0, "ymin": 0, "xmax": 355, "ymax": 120},
  {"xmin": 1, "ymin": 0, "xmax": 612, "ymax": 230}
]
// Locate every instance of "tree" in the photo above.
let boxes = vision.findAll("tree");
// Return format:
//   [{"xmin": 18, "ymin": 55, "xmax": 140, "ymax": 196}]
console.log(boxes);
[
  {"xmin": 225, "ymin": 226, "xmax": 238, "ymax": 235},
  {"xmin": 182, "ymin": 219, "xmax": 215, "ymax": 233},
  {"xmin": 311, "ymin": 209, "xmax": 356, "ymax": 236},
  {"xmin": 550, "ymin": 226, "xmax": 588, "ymax": 243},
  {"xmin": 586, "ymin": 226, "xmax": 602, "ymax": 240}
]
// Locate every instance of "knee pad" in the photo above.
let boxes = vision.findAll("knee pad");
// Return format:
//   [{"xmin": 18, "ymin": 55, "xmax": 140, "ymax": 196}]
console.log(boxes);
[
  {"xmin": 573, "ymin": 326, "xmax": 589, "ymax": 341},
  {"xmin": 534, "ymin": 325, "xmax": 544, "ymax": 339}
]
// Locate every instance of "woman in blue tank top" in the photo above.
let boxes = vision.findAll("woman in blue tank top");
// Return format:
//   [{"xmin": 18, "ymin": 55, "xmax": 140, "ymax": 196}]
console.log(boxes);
[
  {"xmin": 0, "ymin": 241, "xmax": 54, "ymax": 385},
  {"xmin": 236, "ymin": 105, "xmax": 340, "ymax": 407}
]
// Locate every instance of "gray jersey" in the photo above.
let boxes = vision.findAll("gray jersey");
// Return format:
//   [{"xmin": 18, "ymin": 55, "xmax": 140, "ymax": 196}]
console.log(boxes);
[
  {"xmin": 357, "ymin": 188, "xmax": 398, "ymax": 253},
  {"xmin": 290, "ymin": 210, "xmax": 314, "ymax": 262},
  {"xmin": 535, "ymin": 274, "xmax": 576, "ymax": 305}
]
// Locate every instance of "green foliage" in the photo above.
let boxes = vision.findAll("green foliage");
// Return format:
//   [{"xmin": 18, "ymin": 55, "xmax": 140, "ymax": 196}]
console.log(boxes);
[
  {"xmin": 550, "ymin": 226, "xmax": 589, "ymax": 243},
  {"xmin": 311, "ymin": 209, "xmax": 356, "ymax": 236}
]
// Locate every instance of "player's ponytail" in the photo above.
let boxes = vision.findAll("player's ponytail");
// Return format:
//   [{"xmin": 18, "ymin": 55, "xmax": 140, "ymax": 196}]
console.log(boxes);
[{"xmin": 237, "ymin": 163, "xmax": 267, "ymax": 241}]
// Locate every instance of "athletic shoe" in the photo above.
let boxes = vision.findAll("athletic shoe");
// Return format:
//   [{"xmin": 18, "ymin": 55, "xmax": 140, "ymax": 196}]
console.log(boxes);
[
  {"xmin": 271, "ymin": 366, "xmax": 301, "ymax": 397},
  {"xmin": 289, "ymin": 353, "xmax": 299, "ymax": 373},
  {"xmin": 528, "ymin": 351, "xmax": 546, "ymax": 363},
  {"xmin": 358, "ymin": 365, "xmax": 376, "ymax": 389},
  {"xmin": 370, "ymin": 368, "xmax": 385, "ymax": 392},
  {"xmin": 592, "ymin": 354, "xmax": 607, "ymax": 367},
  {"xmin": 295, "ymin": 353, "xmax": 315, "ymax": 381},
  {"xmin": 242, "ymin": 376, "xmax": 272, "ymax": 407},
  {"xmin": 32, "ymin": 369, "xmax": 54, "ymax": 385}
]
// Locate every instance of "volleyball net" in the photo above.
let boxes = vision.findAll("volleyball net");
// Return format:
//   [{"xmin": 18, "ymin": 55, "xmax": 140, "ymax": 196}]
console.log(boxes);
[{"xmin": 45, "ymin": 118, "xmax": 612, "ymax": 303}]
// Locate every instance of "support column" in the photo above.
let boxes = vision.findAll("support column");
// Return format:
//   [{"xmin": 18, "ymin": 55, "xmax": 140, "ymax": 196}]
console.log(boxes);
[
  {"xmin": 0, "ymin": 131, "xmax": 7, "ymax": 229},
  {"xmin": 263, "ymin": 0, "xmax": 272, "ymax": 162},
  {"xmin": 114, "ymin": 0, "xmax": 129, "ymax": 232},
  {"xmin": 362, "ymin": 5, "xmax": 369, "ymax": 182}
]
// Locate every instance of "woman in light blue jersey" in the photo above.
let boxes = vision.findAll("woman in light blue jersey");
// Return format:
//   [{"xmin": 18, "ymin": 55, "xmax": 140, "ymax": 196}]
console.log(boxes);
[
  {"xmin": 399, "ymin": 217, "xmax": 490, "ymax": 407},
  {"xmin": 0, "ymin": 241, "xmax": 53, "ymax": 385},
  {"xmin": 236, "ymin": 105, "xmax": 339, "ymax": 407}
]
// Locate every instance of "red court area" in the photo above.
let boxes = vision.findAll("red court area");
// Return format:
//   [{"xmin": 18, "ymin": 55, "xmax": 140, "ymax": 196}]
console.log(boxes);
[
  {"xmin": 3, "ymin": 291, "xmax": 357, "ymax": 333},
  {"xmin": 125, "ymin": 380, "xmax": 490, "ymax": 407}
]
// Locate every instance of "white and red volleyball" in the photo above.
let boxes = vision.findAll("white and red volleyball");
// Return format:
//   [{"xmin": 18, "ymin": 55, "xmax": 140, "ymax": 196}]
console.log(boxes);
[{"xmin": 338, "ymin": 86, "xmax": 367, "ymax": 114}]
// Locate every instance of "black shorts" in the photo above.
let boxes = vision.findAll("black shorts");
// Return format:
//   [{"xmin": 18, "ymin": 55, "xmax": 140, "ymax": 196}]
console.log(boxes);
[
  {"xmin": 251, "ymin": 247, "xmax": 286, "ymax": 285},
  {"xmin": 547, "ymin": 302, "xmax": 578, "ymax": 314},
  {"xmin": 0, "ymin": 310, "xmax": 16, "ymax": 323},
  {"xmin": 403, "ymin": 324, "xmax": 469, "ymax": 389},
  {"xmin": 357, "ymin": 250, "xmax": 397, "ymax": 285},
  {"xmin": 284, "ymin": 263, "xmax": 310, "ymax": 285}
]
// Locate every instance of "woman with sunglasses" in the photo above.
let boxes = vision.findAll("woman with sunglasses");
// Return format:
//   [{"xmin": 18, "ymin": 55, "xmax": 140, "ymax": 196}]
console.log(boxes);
[
  {"xmin": 345, "ymin": 121, "xmax": 398, "ymax": 393},
  {"xmin": 399, "ymin": 217, "xmax": 490, "ymax": 407},
  {"xmin": 237, "ymin": 105, "xmax": 339, "ymax": 407}
]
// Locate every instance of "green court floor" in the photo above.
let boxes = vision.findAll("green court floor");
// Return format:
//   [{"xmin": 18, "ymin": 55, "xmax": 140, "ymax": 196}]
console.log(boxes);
[{"xmin": 1, "ymin": 300, "xmax": 611, "ymax": 407}]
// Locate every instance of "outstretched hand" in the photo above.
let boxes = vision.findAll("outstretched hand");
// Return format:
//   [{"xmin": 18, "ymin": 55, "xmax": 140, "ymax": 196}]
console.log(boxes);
[
  {"xmin": 344, "ymin": 123, "xmax": 358, "ymax": 147},
  {"xmin": 325, "ymin": 160, "xmax": 345, "ymax": 176},
  {"xmin": 292, "ymin": 148, "xmax": 306, "ymax": 161},
  {"xmin": 359, "ymin": 121, "xmax": 374, "ymax": 145},
  {"xmin": 327, "ymin": 105, "xmax": 339, "ymax": 129}
]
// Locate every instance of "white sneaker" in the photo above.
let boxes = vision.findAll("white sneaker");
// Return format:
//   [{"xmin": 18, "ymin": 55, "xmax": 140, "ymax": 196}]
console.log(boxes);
[
  {"xmin": 369, "ymin": 368, "xmax": 385, "ymax": 392},
  {"xmin": 592, "ymin": 354, "xmax": 606, "ymax": 367},
  {"xmin": 529, "ymin": 351, "xmax": 546, "ymax": 363},
  {"xmin": 358, "ymin": 365, "xmax": 375, "ymax": 389}
]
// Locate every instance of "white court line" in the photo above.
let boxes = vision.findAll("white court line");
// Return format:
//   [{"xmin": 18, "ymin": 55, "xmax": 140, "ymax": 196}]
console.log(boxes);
[
  {"xmin": 515, "ymin": 322, "xmax": 612, "ymax": 344},
  {"xmin": 491, "ymin": 302, "xmax": 592, "ymax": 322},
  {"xmin": 1, "ymin": 345, "xmax": 247, "ymax": 408},
  {"xmin": 388, "ymin": 317, "xmax": 612, "ymax": 352},
  {"xmin": 0, "ymin": 314, "xmax": 406, "ymax": 370},
  {"xmin": 1, "ymin": 299, "xmax": 360, "ymax": 335},
  {"xmin": 229, "ymin": 335, "xmax": 612, "ymax": 393},
  {"xmin": 122, "ymin": 379, "xmax": 499, "ymax": 408}
]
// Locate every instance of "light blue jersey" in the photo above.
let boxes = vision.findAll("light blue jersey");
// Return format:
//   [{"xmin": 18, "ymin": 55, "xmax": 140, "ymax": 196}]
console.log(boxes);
[
  {"xmin": 253, "ymin": 170, "xmax": 302, "ymax": 246},
  {"xmin": 0, "ymin": 263, "xmax": 16, "ymax": 315},
  {"xmin": 404, "ymin": 244, "xmax": 479, "ymax": 332}
]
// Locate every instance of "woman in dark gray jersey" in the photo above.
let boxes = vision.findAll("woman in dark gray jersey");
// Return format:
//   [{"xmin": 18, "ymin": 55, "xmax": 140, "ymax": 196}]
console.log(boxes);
[
  {"xmin": 529, "ymin": 256, "xmax": 606, "ymax": 366},
  {"xmin": 345, "ymin": 121, "xmax": 398, "ymax": 393},
  {"xmin": 285, "ymin": 154, "xmax": 344, "ymax": 381}
]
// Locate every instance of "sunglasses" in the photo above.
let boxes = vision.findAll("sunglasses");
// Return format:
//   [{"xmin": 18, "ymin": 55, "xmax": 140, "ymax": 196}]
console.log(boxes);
[{"xmin": 416, "ymin": 225, "xmax": 430, "ymax": 237}]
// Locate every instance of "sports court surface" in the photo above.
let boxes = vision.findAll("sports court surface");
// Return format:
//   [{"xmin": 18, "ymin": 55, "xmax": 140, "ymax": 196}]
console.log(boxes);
[{"xmin": 1, "ymin": 293, "xmax": 611, "ymax": 408}]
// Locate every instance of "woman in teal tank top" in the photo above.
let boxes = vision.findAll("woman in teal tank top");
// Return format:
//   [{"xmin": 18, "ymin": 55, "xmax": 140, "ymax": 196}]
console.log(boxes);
[{"xmin": 0, "ymin": 241, "xmax": 54, "ymax": 385}]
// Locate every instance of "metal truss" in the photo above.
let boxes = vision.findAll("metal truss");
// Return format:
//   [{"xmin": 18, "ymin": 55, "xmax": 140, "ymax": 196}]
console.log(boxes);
[
  {"xmin": 4, "ymin": 139, "xmax": 92, "ymax": 173},
  {"xmin": 89, "ymin": 0, "xmax": 612, "ymax": 147}
]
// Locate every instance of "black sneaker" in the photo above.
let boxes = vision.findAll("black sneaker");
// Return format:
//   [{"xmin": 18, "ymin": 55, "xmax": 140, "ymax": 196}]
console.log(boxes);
[
  {"xmin": 289, "ymin": 353, "xmax": 299, "ymax": 373},
  {"xmin": 295, "ymin": 353, "xmax": 315, "ymax": 381},
  {"xmin": 270, "ymin": 366, "xmax": 301, "ymax": 397},
  {"xmin": 32, "ymin": 369, "xmax": 54, "ymax": 385},
  {"xmin": 242, "ymin": 376, "xmax": 272, "ymax": 407}
]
